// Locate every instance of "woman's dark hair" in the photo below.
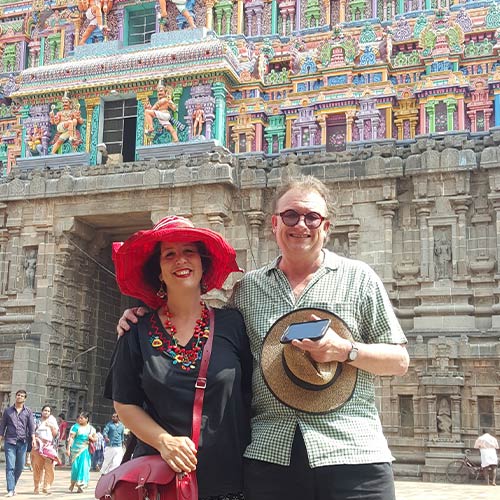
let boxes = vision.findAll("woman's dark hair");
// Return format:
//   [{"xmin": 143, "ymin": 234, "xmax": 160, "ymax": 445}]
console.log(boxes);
[
  {"xmin": 41, "ymin": 405, "xmax": 51, "ymax": 412},
  {"xmin": 143, "ymin": 241, "xmax": 212, "ymax": 292},
  {"xmin": 78, "ymin": 411, "xmax": 90, "ymax": 421}
]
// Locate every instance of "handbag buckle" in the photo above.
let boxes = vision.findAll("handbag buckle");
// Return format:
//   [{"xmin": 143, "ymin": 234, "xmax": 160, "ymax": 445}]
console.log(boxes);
[{"xmin": 195, "ymin": 377, "xmax": 206, "ymax": 389}]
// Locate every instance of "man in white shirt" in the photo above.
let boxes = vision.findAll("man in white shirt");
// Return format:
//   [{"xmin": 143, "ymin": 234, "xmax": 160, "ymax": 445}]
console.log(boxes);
[{"xmin": 474, "ymin": 430, "xmax": 499, "ymax": 486}]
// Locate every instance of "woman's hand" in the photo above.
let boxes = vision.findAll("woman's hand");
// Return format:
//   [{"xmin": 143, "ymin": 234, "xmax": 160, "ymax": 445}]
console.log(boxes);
[{"xmin": 157, "ymin": 433, "xmax": 197, "ymax": 474}]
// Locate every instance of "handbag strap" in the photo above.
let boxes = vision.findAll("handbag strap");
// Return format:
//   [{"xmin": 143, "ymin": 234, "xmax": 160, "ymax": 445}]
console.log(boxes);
[
  {"xmin": 190, "ymin": 306, "xmax": 215, "ymax": 449},
  {"xmin": 120, "ymin": 306, "xmax": 215, "ymax": 463}
]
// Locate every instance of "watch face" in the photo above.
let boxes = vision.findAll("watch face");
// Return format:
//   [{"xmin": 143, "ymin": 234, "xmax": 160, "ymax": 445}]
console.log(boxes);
[{"xmin": 348, "ymin": 345, "xmax": 358, "ymax": 361}]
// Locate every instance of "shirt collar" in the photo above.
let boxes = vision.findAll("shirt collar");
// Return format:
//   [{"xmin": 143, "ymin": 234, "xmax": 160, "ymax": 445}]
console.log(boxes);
[{"xmin": 265, "ymin": 249, "xmax": 341, "ymax": 274}]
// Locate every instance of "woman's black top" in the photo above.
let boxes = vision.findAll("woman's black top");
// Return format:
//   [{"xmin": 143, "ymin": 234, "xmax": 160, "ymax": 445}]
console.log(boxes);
[{"xmin": 104, "ymin": 307, "xmax": 252, "ymax": 497}]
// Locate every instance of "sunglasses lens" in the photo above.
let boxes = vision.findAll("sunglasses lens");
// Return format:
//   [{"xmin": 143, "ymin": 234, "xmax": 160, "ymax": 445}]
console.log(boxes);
[
  {"xmin": 280, "ymin": 210, "xmax": 300, "ymax": 226},
  {"xmin": 304, "ymin": 213, "xmax": 323, "ymax": 228}
]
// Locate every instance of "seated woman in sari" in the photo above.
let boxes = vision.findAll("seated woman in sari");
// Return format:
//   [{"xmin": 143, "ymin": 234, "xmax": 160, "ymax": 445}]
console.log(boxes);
[{"xmin": 66, "ymin": 411, "xmax": 97, "ymax": 493}]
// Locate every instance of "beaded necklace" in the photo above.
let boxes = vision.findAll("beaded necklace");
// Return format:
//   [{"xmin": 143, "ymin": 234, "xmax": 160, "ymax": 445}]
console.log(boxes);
[{"xmin": 148, "ymin": 302, "xmax": 210, "ymax": 371}]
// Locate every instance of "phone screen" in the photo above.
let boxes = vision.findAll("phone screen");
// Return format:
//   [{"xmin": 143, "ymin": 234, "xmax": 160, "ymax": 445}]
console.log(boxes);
[{"xmin": 280, "ymin": 319, "xmax": 331, "ymax": 343}]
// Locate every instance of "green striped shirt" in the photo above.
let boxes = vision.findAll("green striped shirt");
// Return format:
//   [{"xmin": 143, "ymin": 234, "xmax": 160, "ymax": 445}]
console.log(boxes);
[{"xmin": 229, "ymin": 249, "xmax": 407, "ymax": 467}]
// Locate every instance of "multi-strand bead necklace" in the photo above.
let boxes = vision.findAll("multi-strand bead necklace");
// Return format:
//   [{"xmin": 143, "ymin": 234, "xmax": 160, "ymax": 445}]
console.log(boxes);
[{"xmin": 148, "ymin": 301, "xmax": 210, "ymax": 371}]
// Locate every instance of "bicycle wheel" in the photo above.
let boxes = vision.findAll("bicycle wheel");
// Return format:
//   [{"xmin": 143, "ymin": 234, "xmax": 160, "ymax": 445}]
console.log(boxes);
[{"xmin": 446, "ymin": 460, "xmax": 469, "ymax": 483}]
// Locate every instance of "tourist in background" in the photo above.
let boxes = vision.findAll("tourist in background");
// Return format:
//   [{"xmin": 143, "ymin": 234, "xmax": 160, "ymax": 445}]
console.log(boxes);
[
  {"xmin": 56, "ymin": 413, "xmax": 69, "ymax": 466},
  {"xmin": 67, "ymin": 411, "xmax": 97, "ymax": 493},
  {"xmin": 100, "ymin": 413, "xmax": 124, "ymax": 474},
  {"xmin": 31, "ymin": 405, "xmax": 59, "ymax": 494},
  {"xmin": 91, "ymin": 426, "xmax": 106, "ymax": 472},
  {"xmin": 475, "ymin": 429, "xmax": 499, "ymax": 486},
  {"xmin": 0, "ymin": 389, "xmax": 36, "ymax": 497}
]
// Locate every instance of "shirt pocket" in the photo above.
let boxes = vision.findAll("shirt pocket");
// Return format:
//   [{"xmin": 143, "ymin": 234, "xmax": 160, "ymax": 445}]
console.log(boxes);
[{"xmin": 322, "ymin": 302, "xmax": 360, "ymax": 341}]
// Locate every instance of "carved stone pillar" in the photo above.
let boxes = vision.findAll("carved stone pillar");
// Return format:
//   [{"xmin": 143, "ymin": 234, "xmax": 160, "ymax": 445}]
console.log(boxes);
[
  {"xmin": 415, "ymin": 200, "xmax": 434, "ymax": 279},
  {"xmin": 426, "ymin": 395, "xmax": 438, "ymax": 440},
  {"xmin": 347, "ymin": 231, "xmax": 360, "ymax": 258},
  {"xmin": 207, "ymin": 213, "xmax": 226, "ymax": 236},
  {"xmin": 376, "ymin": 200, "xmax": 398, "ymax": 282},
  {"xmin": 488, "ymin": 196, "xmax": 500, "ymax": 277},
  {"xmin": 450, "ymin": 395, "xmax": 462, "ymax": 442},
  {"xmin": 246, "ymin": 211, "xmax": 264, "ymax": 270},
  {"xmin": 6, "ymin": 227, "xmax": 21, "ymax": 292},
  {"xmin": 0, "ymin": 226, "xmax": 9, "ymax": 295},
  {"xmin": 450, "ymin": 196, "xmax": 471, "ymax": 278}
]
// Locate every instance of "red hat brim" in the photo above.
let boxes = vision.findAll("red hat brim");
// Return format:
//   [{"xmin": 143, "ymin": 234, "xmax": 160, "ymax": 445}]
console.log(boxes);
[{"xmin": 112, "ymin": 222, "xmax": 242, "ymax": 309}]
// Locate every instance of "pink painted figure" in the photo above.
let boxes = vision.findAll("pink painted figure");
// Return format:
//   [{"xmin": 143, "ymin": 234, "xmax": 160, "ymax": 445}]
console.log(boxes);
[
  {"xmin": 158, "ymin": 0, "xmax": 195, "ymax": 29},
  {"xmin": 78, "ymin": 0, "xmax": 113, "ymax": 45},
  {"xmin": 192, "ymin": 104, "xmax": 205, "ymax": 137},
  {"xmin": 144, "ymin": 83, "xmax": 179, "ymax": 142},
  {"xmin": 49, "ymin": 95, "xmax": 84, "ymax": 154}
]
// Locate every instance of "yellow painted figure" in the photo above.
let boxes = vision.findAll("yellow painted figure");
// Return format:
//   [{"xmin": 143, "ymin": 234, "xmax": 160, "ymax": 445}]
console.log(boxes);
[
  {"xmin": 144, "ymin": 83, "xmax": 179, "ymax": 142},
  {"xmin": 158, "ymin": 0, "xmax": 195, "ymax": 29},
  {"xmin": 78, "ymin": 0, "xmax": 113, "ymax": 45}
]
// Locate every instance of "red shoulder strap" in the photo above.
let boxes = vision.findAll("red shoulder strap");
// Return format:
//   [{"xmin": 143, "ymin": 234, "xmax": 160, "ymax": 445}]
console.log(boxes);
[{"xmin": 190, "ymin": 306, "xmax": 215, "ymax": 449}]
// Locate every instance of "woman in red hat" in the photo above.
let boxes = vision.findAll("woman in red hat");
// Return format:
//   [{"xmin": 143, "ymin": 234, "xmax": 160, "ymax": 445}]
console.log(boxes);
[{"xmin": 105, "ymin": 216, "xmax": 251, "ymax": 500}]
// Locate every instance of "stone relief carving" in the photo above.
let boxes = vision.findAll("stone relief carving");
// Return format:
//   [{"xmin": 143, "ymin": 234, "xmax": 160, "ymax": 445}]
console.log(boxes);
[
  {"xmin": 434, "ymin": 227, "xmax": 452, "ymax": 280},
  {"xmin": 436, "ymin": 397, "xmax": 452, "ymax": 435},
  {"xmin": 23, "ymin": 248, "xmax": 38, "ymax": 290}
]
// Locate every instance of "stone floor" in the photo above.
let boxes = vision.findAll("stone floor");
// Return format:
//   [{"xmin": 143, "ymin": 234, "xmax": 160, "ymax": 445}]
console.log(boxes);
[{"xmin": 1, "ymin": 466, "xmax": 498, "ymax": 499}]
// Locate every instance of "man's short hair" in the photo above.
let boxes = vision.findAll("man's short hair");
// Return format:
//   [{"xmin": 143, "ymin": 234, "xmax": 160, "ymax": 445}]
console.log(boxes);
[
  {"xmin": 15, "ymin": 389, "xmax": 27, "ymax": 397},
  {"xmin": 271, "ymin": 175, "xmax": 335, "ymax": 218}
]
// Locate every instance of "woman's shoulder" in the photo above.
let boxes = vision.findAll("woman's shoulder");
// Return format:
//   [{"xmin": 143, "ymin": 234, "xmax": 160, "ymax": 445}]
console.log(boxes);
[{"xmin": 213, "ymin": 306, "xmax": 244, "ymax": 324}]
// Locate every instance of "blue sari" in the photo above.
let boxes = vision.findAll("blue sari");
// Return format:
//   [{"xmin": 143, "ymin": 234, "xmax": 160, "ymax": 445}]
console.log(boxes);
[{"xmin": 69, "ymin": 423, "xmax": 95, "ymax": 487}]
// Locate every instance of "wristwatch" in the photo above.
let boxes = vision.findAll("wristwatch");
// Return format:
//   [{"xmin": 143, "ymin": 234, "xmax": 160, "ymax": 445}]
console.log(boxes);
[{"xmin": 346, "ymin": 342, "xmax": 359, "ymax": 362}]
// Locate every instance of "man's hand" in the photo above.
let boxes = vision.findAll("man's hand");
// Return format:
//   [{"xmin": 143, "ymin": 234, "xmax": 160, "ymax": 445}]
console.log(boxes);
[
  {"xmin": 116, "ymin": 307, "xmax": 149, "ymax": 336},
  {"xmin": 293, "ymin": 326, "xmax": 350, "ymax": 363}
]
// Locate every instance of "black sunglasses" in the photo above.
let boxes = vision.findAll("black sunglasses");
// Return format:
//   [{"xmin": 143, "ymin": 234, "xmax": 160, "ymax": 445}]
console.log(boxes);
[{"xmin": 277, "ymin": 210, "xmax": 326, "ymax": 229}]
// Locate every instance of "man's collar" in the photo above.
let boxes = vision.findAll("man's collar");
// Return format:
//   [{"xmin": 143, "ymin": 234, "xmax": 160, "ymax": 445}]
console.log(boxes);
[{"xmin": 265, "ymin": 249, "xmax": 341, "ymax": 274}]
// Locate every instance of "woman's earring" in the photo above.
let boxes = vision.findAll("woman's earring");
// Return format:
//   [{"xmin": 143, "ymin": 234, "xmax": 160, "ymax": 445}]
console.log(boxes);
[
  {"xmin": 156, "ymin": 281, "xmax": 167, "ymax": 299},
  {"xmin": 200, "ymin": 280, "xmax": 208, "ymax": 294}
]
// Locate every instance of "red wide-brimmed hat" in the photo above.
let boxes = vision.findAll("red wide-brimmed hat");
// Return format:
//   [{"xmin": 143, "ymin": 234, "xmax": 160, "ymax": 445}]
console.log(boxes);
[{"xmin": 112, "ymin": 216, "xmax": 242, "ymax": 309}]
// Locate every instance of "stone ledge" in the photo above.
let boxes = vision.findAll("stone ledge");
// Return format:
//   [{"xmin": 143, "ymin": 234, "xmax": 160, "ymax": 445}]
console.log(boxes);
[
  {"xmin": 136, "ymin": 140, "xmax": 225, "ymax": 161},
  {"xmin": 16, "ymin": 153, "xmax": 90, "ymax": 170}
]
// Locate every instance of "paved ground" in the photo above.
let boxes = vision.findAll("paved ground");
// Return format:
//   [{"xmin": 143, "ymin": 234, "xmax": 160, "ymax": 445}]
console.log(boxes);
[{"xmin": 0, "ymin": 466, "xmax": 498, "ymax": 499}]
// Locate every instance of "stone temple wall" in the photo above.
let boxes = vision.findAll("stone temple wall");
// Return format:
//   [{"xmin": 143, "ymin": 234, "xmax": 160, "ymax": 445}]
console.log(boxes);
[{"xmin": 0, "ymin": 132, "xmax": 499, "ymax": 480}]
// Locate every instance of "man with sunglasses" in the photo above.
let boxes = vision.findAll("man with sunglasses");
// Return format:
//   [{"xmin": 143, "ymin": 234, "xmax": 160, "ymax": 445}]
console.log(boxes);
[
  {"xmin": 230, "ymin": 176, "xmax": 409, "ymax": 500},
  {"xmin": 117, "ymin": 175, "xmax": 409, "ymax": 500},
  {"xmin": 0, "ymin": 390, "xmax": 36, "ymax": 497}
]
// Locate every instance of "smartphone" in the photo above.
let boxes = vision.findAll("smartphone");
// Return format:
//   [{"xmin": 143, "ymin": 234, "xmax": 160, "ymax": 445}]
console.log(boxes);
[{"xmin": 280, "ymin": 318, "xmax": 331, "ymax": 344}]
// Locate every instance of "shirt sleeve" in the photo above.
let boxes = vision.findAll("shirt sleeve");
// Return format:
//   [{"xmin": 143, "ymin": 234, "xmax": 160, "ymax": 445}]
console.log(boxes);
[
  {"xmin": 359, "ymin": 266, "xmax": 407, "ymax": 345},
  {"xmin": 0, "ymin": 410, "xmax": 7, "ymax": 437},
  {"xmin": 104, "ymin": 320, "xmax": 145, "ymax": 406},
  {"xmin": 27, "ymin": 409, "xmax": 35, "ymax": 437},
  {"xmin": 102, "ymin": 423, "xmax": 109, "ymax": 439}
]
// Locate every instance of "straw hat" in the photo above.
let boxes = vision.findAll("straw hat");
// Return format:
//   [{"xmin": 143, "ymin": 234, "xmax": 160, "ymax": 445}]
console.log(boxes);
[
  {"xmin": 112, "ymin": 216, "xmax": 242, "ymax": 309},
  {"xmin": 261, "ymin": 308, "xmax": 358, "ymax": 414}
]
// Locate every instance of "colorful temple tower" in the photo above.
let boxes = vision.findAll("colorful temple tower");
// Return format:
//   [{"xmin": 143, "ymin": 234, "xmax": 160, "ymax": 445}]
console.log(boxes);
[{"xmin": 0, "ymin": 1, "xmax": 498, "ymax": 171}]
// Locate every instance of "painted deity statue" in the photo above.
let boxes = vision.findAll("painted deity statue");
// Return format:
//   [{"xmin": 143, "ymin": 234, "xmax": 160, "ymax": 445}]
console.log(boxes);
[
  {"xmin": 192, "ymin": 104, "xmax": 205, "ymax": 137},
  {"xmin": 49, "ymin": 95, "xmax": 84, "ymax": 154},
  {"xmin": 26, "ymin": 125, "xmax": 44, "ymax": 156},
  {"xmin": 144, "ymin": 83, "xmax": 179, "ymax": 142},
  {"xmin": 158, "ymin": 0, "xmax": 195, "ymax": 29},
  {"xmin": 78, "ymin": 0, "xmax": 113, "ymax": 45}
]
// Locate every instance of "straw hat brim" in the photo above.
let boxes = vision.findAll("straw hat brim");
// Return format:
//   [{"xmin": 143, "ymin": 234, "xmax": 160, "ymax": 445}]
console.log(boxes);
[{"xmin": 261, "ymin": 308, "xmax": 358, "ymax": 414}]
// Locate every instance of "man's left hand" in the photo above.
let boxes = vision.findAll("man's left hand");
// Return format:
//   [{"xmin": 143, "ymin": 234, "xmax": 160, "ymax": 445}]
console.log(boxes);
[{"xmin": 291, "ymin": 314, "xmax": 351, "ymax": 363}]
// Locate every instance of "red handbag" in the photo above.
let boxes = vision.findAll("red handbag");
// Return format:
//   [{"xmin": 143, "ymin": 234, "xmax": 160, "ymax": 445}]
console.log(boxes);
[{"xmin": 95, "ymin": 308, "xmax": 215, "ymax": 500}]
